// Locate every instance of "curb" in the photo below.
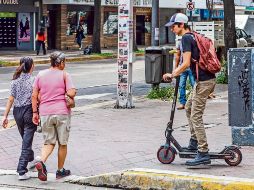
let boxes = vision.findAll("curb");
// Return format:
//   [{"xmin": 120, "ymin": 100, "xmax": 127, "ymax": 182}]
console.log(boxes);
[
  {"xmin": 65, "ymin": 168, "xmax": 254, "ymax": 190},
  {"xmin": 0, "ymin": 53, "xmax": 144, "ymax": 67}
]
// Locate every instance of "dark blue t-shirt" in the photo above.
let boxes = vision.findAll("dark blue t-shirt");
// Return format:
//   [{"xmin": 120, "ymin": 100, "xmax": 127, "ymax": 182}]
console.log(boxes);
[{"xmin": 181, "ymin": 33, "xmax": 215, "ymax": 81}]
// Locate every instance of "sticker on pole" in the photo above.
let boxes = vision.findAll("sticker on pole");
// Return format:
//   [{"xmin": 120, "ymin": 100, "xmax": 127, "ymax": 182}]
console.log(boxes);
[{"xmin": 186, "ymin": 2, "xmax": 195, "ymax": 11}]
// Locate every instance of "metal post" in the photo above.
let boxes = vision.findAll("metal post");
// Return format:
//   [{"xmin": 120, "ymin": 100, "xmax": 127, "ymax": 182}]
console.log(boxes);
[
  {"xmin": 189, "ymin": 0, "xmax": 193, "ymax": 22},
  {"xmin": 188, "ymin": 0, "xmax": 194, "ymax": 30},
  {"xmin": 152, "ymin": 0, "xmax": 159, "ymax": 46},
  {"xmin": 115, "ymin": 0, "xmax": 134, "ymax": 109}
]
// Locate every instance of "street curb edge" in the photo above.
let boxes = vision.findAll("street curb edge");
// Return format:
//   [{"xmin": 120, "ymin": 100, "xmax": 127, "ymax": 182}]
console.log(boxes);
[{"xmin": 65, "ymin": 168, "xmax": 254, "ymax": 190}]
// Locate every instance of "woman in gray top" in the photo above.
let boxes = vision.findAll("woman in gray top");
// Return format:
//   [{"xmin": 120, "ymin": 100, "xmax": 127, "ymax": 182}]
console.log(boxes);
[{"xmin": 1, "ymin": 57, "xmax": 38, "ymax": 180}]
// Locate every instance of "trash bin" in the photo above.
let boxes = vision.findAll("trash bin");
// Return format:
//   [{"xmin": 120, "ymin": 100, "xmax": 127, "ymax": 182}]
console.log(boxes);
[
  {"xmin": 161, "ymin": 46, "xmax": 174, "ymax": 83},
  {"xmin": 145, "ymin": 46, "xmax": 163, "ymax": 84}
]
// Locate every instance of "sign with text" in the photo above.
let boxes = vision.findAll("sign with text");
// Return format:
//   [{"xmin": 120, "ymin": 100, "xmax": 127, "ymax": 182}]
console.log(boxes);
[
  {"xmin": 0, "ymin": 0, "xmax": 19, "ymax": 4},
  {"xmin": 116, "ymin": 0, "xmax": 134, "ymax": 108}
]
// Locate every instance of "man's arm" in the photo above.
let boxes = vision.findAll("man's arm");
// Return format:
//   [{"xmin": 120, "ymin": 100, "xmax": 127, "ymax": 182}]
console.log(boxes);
[{"xmin": 174, "ymin": 49, "xmax": 181, "ymax": 70}]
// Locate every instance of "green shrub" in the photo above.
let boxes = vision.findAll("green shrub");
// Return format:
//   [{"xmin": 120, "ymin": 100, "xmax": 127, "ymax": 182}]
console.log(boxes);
[
  {"xmin": 216, "ymin": 60, "xmax": 228, "ymax": 84},
  {"xmin": 147, "ymin": 80, "xmax": 193, "ymax": 101},
  {"xmin": 92, "ymin": 53, "xmax": 114, "ymax": 57},
  {"xmin": 135, "ymin": 50, "xmax": 145, "ymax": 53}
]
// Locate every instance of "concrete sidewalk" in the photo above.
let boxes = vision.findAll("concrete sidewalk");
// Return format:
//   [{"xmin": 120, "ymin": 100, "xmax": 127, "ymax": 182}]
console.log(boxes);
[
  {"xmin": 0, "ymin": 48, "xmax": 145, "ymax": 66},
  {"xmin": 0, "ymin": 84, "xmax": 254, "ymax": 189},
  {"xmin": 0, "ymin": 49, "xmax": 119, "ymax": 66}
]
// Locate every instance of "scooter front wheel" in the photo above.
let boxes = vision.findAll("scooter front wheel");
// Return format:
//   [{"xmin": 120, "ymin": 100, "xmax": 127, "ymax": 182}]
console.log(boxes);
[
  {"xmin": 224, "ymin": 147, "xmax": 242, "ymax": 166},
  {"xmin": 157, "ymin": 146, "xmax": 175, "ymax": 164}
]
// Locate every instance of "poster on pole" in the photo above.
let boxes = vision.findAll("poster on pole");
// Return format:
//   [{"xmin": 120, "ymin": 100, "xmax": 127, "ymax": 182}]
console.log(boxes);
[
  {"xmin": 18, "ymin": 13, "xmax": 31, "ymax": 42},
  {"xmin": 116, "ymin": 0, "xmax": 134, "ymax": 108}
]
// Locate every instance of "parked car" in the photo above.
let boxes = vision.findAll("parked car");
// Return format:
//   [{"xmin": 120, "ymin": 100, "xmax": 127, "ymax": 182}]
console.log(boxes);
[{"xmin": 236, "ymin": 28, "xmax": 254, "ymax": 47}]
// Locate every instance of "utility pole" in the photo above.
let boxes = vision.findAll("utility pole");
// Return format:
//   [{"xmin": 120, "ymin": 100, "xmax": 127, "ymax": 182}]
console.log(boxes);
[
  {"xmin": 151, "ymin": 0, "xmax": 159, "ymax": 46},
  {"xmin": 115, "ymin": 0, "xmax": 134, "ymax": 108}
]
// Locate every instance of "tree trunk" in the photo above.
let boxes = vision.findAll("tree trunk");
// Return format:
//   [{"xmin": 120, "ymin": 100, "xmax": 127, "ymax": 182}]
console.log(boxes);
[
  {"xmin": 92, "ymin": 0, "xmax": 101, "ymax": 53},
  {"xmin": 223, "ymin": 0, "xmax": 237, "ymax": 60}
]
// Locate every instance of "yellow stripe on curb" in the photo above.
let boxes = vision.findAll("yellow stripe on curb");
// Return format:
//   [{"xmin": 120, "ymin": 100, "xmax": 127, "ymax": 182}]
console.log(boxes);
[
  {"xmin": 65, "ymin": 169, "xmax": 254, "ymax": 190},
  {"xmin": 124, "ymin": 170, "xmax": 254, "ymax": 190}
]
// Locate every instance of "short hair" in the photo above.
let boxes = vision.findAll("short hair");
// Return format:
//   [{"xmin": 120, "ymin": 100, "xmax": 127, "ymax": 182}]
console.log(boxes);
[
  {"xmin": 50, "ymin": 51, "xmax": 66, "ymax": 67},
  {"xmin": 175, "ymin": 22, "xmax": 190, "ymax": 30}
]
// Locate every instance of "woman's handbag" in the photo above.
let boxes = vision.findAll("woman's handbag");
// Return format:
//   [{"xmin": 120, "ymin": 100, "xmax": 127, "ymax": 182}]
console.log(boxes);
[{"xmin": 63, "ymin": 72, "xmax": 75, "ymax": 108}]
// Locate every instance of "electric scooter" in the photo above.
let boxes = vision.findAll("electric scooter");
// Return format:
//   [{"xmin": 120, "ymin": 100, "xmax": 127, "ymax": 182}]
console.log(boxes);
[{"xmin": 157, "ymin": 76, "xmax": 242, "ymax": 166}]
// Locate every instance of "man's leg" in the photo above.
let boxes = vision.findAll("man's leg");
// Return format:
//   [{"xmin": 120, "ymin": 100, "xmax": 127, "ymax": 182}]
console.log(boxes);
[
  {"xmin": 184, "ymin": 85, "xmax": 198, "ymax": 151},
  {"xmin": 42, "ymin": 42, "xmax": 46, "ymax": 55},
  {"xmin": 178, "ymin": 71, "xmax": 188, "ymax": 109},
  {"xmin": 185, "ymin": 79, "xmax": 216, "ymax": 166},
  {"xmin": 187, "ymin": 69, "xmax": 195, "ymax": 88}
]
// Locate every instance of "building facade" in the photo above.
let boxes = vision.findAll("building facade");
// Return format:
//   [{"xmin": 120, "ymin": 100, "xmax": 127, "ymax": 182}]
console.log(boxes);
[
  {"xmin": 42, "ymin": 0, "xmax": 155, "ymax": 50},
  {"xmin": 0, "ymin": 0, "xmax": 38, "ymax": 50}
]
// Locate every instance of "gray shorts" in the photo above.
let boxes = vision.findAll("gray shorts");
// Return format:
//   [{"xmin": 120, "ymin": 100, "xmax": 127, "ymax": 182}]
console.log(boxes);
[{"xmin": 40, "ymin": 115, "xmax": 71, "ymax": 145}]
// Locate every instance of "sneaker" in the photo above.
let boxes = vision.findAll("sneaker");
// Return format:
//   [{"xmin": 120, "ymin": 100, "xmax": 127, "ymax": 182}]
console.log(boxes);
[
  {"xmin": 18, "ymin": 173, "xmax": 31, "ymax": 180},
  {"xmin": 185, "ymin": 151, "xmax": 211, "ymax": 166},
  {"xmin": 56, "ymin": 168, "xmax": 71, "ymax": 179},
  {"xmin": 35, "ymin": 161, "xmax": 47, "ymax": 181},
  {"xmin": 28, "ymin": 156, "xmax": 41, "ymax": 170}
]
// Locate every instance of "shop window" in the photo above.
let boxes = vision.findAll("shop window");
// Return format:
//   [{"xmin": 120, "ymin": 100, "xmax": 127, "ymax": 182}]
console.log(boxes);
[
  {"xmin": 103, "ymin": 11, "xmax": 118, "ymax": 35},
  {"xmin": 66, "ymin": 11, "xmax": 93, "ymax": 36}
]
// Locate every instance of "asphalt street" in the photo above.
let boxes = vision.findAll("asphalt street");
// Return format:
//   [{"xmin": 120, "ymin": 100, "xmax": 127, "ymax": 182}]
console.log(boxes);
[{"xmin": 0, "ymin": 58, "xmax": 152, "ymax": 119}]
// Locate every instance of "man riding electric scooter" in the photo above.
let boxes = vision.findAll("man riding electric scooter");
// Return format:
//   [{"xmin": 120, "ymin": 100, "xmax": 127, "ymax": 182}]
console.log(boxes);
[{"xmin": 163, "ymin": 13, "xmax": 216, "ymax": 167}]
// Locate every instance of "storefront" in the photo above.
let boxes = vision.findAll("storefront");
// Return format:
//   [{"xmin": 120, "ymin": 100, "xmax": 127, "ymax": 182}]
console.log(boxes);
[
  {"xmin": 0, "ymin": 0, "xmax": 38, "ymax": 50},
  {"xmin": 43, "ymin": 0, "xmax": 152, "ymax": 50}
]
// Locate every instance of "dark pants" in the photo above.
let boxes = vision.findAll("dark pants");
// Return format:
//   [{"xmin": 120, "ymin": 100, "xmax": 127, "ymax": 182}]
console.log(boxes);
[
  {"xmin": 13, "ymin": 104, "xmax": 37, "ymax": 175},
  {"xmin": 76, "ymin": 35, "xmax": 83, "ymax": 48},
  {"xmin": 36, "ymin": 40, "xmax": 46, "ymax": 55}
]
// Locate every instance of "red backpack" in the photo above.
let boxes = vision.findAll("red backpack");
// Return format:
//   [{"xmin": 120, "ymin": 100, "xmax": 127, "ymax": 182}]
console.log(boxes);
[{"xmin": 191, "ymin": 31, "xmax": 221, "ymax": 80}]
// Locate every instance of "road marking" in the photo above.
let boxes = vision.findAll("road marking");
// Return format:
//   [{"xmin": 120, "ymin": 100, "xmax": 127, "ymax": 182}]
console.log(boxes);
[
  {"xmin": 0, "ymin": 89, "xmax": 9, "ymax": 93},
  {"xmin": 75, "ymin": 93, "xmax": 113, "ymax": 100}
]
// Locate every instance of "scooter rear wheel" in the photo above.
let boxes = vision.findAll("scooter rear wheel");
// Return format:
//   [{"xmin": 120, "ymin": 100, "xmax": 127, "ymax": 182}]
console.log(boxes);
[
  {"xmin": 224, "ymin": 147, "xmax": 242, "ymax": 166},
  {"xmin": 157, "ymin": 146, "xmax": 175, "ymax": 164}
]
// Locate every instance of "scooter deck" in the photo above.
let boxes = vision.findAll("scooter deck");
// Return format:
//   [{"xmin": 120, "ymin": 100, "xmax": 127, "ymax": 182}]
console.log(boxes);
[{"xmin": 179, "ymin": 152, "xmax": 229, "ymax": 159}]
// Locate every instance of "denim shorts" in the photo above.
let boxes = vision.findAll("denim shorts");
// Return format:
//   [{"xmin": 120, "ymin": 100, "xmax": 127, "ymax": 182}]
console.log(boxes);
[{"xmin": 40, "ymin": 115, "xmax": 71, "ymax": 145}]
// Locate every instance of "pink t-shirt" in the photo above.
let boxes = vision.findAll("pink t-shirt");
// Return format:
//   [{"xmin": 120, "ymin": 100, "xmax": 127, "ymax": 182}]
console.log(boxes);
[{"xmin": 33, "ymin": 69, "xmax": 75, "ymax": 116}]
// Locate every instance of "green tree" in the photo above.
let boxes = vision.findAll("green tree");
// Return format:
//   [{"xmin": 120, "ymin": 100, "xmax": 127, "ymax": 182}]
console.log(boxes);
[{"xmin": 92, "ymin": 0, "xmax": 101, "ymax": 53}]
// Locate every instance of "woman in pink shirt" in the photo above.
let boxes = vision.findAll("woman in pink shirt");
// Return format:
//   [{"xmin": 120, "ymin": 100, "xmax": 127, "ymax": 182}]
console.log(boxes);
[{"xmin": 32, "ymin": 51, "xmax": 76, "ymax": 181}]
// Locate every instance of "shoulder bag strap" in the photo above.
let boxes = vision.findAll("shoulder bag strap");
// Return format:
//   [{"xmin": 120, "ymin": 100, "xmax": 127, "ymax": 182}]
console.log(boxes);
[{"xmin": 63, "ymin": 71, "xmax": 67, "ymax": 92}]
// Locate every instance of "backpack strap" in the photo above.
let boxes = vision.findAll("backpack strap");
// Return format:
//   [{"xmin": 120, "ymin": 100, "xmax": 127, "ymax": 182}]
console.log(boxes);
[{"xmin": 190, "ymin": 32, "xmax": 200, "ymax": 82}]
